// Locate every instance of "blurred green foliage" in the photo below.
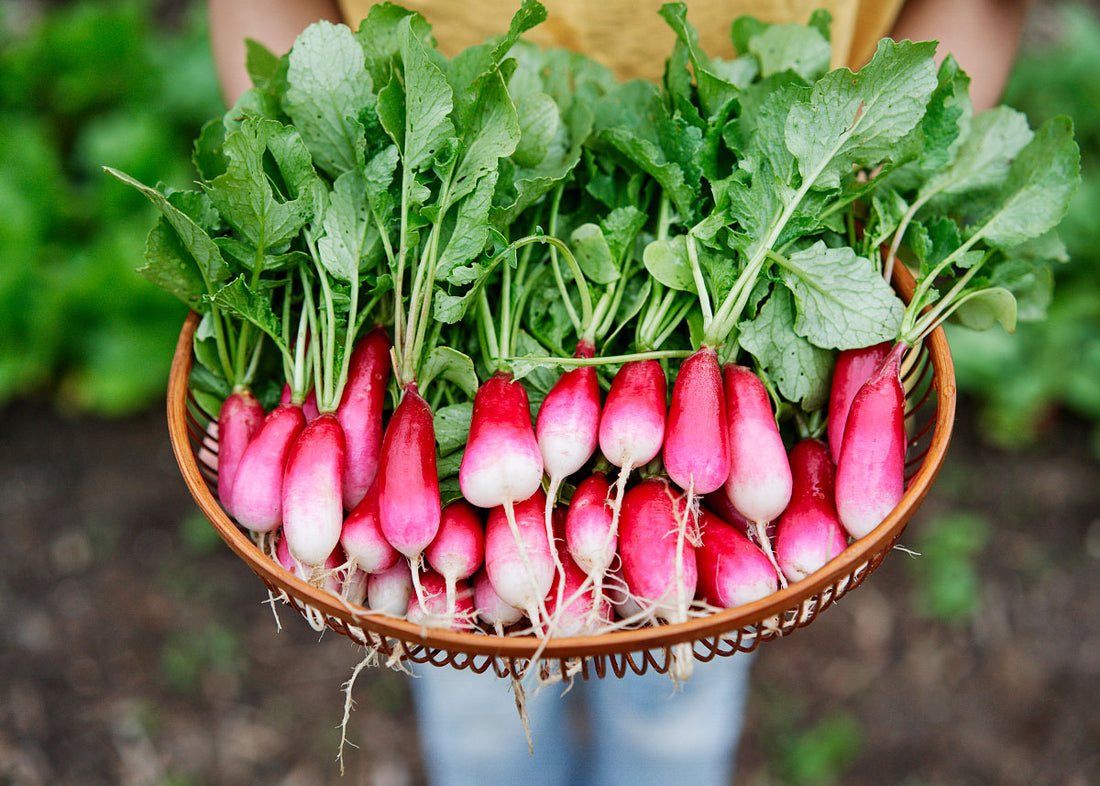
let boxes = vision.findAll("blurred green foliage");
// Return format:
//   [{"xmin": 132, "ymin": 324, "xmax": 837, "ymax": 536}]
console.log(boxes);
[
  {"xmin": 907, "ymin": 511, "xmax": 990, "ymax": 624},
  {"xmin": 0, "ymin": 0, "xmax": 223, "ymax": 415},
  {"xmin": 950, "ymin": 3, "xmax": 1100, "ymax": 455}
]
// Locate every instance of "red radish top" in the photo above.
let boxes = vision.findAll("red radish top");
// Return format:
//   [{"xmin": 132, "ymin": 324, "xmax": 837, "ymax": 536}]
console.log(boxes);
[
  {"xmin": 618, "ymin": 477, "xmax": 698, "ymax": 620},
  {"xmin": 377, "ymin": 385, "xmax": 441, "ymax": 559},
  {"xmin": 775, "ymin": 438, "xmax": 849, "ymax": 583},
  {"xmin": 827, "ymin": 342, "xmax": 891, "ymax": 464},
  {"xmin": 695, "ymin": 508, "xmax": 778, "ymax": 609},
  {"xmin": 459, "ymin": 372, "xmax": 544, "ymax": 509},
  {"xmin": 337, "ymin": 327, "xmax": 392, "ymax": 510},
  {"xmin": 598, "ymin": 359, "xmax": 667, "ymax": 469},
  {"xmin": 663, "ymin": 346, "xmax": 730, "ymax": 494},
  {"xmin": 535, "ymin": 349, "xmax": 601, "ymax": 481}
]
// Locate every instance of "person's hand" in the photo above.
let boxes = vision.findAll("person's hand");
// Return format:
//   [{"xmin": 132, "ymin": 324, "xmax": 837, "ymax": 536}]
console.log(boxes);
[
  {"xmin": 208, "ymin": 0, "xmax": 342, "ymax": 105},
  {"xmin": 890, "ymin": 0, "xmax": 1033, "ymax": 112}
]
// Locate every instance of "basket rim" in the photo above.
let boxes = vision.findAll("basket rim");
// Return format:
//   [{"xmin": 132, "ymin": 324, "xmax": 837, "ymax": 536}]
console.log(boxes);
[{"xmin": 166, "ymin": 263, "xmax": 956, "ymax": 660}]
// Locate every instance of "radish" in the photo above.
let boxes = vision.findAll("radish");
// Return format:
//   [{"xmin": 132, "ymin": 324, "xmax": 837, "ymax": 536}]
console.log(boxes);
[
  {"xmin": 702, "ymin": 489, "xmax": 753, "ymax": 537},
  {"xmin": 723, "ymin": 364, "xmax": 792, "ymax": 583},
  {"xmin": 231, "ymin": 404, "xmax": 307, "ymax": 534},
  {"xmin": 563, "ymin": 471, "xmax": 617, "ymax": 619},
  {"xmin": 663, "ymin": 346, "xmax": 729, "ymax": 495},
  {"xmin": 366, "ymin": 560, "xmax": 413, "ymax": 617},
  {"xmin": 342, "ymin": 565, "xmax": 369, "ymax": 606},
  {"xmin": 282, "ymin": 384, "xmax": 321, "ymax": 422},
  {"xmin": 835, "ymin": 343, "xmax": 908, "ymax": 539},
  {"xmin": 695, "ymin": 508, "xmax": 779, "ymax": 608},
  {"xmin": 775, "ymin": 438, "xmax": 849, "ymax": 583},
  {"xmin": 376, "ymin": 384, "xmax": 441, "ymax": 603},
  {"xmin": 459, "ymin": 371, "xmax": 543, "ymax": 509},
  {"xmin": 484, "ymin": 489, "xmax": 555, "ymax": 630},
  {"xmin": 536, "ymin": 340, "xmax": 602, "ymax": 483},
  {"xmin": 544, "ymin": 550, "xmax": 613, "ymax": 637},
  {"xmin": 618, "ymin": 476, "xmax": 697, "ymax": 680},
  {"xmin": 827, "ymin": 342, "xmax": 891, "ymax": 464},
  {"xmin": 276, "ymin": 535, "xmax": 342, "ymax": 596},
  {"xmin": 336, "ymin": 327, "xmax": 391, "ymax": 510},
  {"xmin": 598, "ymin": 359, "xmax": 668, "ymax": 542},
  {"xmin": 535, "ymin": 340, "xmax": 602, "ymax": 599},
  {"xmin": 340, "ymin": 478, "xmax": 400, "ymax": 575},
  {"xmin": 472, "ymin": 568, "xmax": 524, "ymax": 632},
  {"xmin": 406, "ymin": 570, "xmax": 476, "ymax": 631},
  {"xmin": 424, "ymin": 499, "xmax": 486, "ymax": 618},
  {"xmin": 282, "ymin": 412, "xmax": 346, "ymax": 572},
  {"xmin": 216, "ymin": 387, "xmax": 264, "ymax": 517}
]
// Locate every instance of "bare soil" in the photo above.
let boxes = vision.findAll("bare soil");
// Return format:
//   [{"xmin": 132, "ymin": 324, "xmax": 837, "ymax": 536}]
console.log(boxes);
[{"xmin": 1, "ymin": 396, "xmax": 1097, "ymax": 786}]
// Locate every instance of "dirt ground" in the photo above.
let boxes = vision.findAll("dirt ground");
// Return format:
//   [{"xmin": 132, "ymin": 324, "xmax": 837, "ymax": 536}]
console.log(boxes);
[{"xmin": 1, "ymin": 392, "xmax": 1097, "ymax": 786}]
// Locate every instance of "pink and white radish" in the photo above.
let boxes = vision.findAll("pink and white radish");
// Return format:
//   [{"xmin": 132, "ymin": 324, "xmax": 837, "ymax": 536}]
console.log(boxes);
[
  {"xmin": 663, "ymin": 346, "xmax": 729, "ymax": 495},
  {"xmin": 424, "ymin": 499, "xmax": 485, "ymax": 618},
  {"xmin": 472, "ymin": 568, "xmax": 524, "ymax": 632},
  {"xmin": 276, "ymin": 535, "xmax": 343, "ymax": 596},
  {"xmin": 618, "ymin": 476, "xmax": 698, "ymax": 680},
  {"xmin": 564, "ymin": 471, "xmax": 617, "ymax": 620},
  {"xmin": 598, "ymin": 359, "xmax": 668, "ymax": 543},
  {"xmin": 376, "ymin": 384, "xmax": 441, "ymax": 603},
  {"xmin": 774, "ymin": 438, "xmax": 849, "ymax": 583},
  {"xmin": 367, "ymin": 560, "xmax": 414, "ymax": 617},
  {"xmin": 340, "ymin": 478, "xmax": 400, "ymax": 575},
  {"xmin": 231, "ymin": 403, "xmax": 306, "ymax": 534},
  {"xmin": 216, "ymin": 387, "xmax": 264, "ymax": 517},
  {"xmin": 535, "ymin": 340, "xmax": 602, "ymax": 596},
  {"xmin": 544, "ymin": 550, "xmax": 613, "ymax": 637},
  {"xmin": 723, "ymin": 363, "xmax": 792, "ymax": 584},
  {"xmin": 406, "ymin": 570, "xmax": 476, "ymax": 631},
  {"xmin": 484, "ymin": 489, "xmax": 555, "ymax": 631},
  {"xmin": 459, "ymin": 371, "xmax": 544, "ymax": 509},
  {"xmin": 336, "ymin": 327, "xmax": 391, "ymax": 510},
  {"xmin": 695, "ymin": 508, "xmax": 778, "ymax": 608},
  {"xmin": 835, "ymin": 343, "xmax": 908, "ymax": 539},
  {"xmin": 281, "ymin": 412, "xmax": 346, "ymax": 574},
  {"xmin": 827, "ymin": 342, "xmax": 891, "ymax": 464}
]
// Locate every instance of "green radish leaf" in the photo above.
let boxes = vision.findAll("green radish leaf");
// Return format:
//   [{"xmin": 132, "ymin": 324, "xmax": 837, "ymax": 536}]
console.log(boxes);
[
  {"xmin": 660, "ymin": 3, "xmax": 740, "ymax": 119},
  {"xmin": 513, "ymin": 91, "xmax": 559, "ymax": 168},
  {"xmin": 316, "ymin": 169, "xmax": 372, "ymax": 282},
  {"xmin": 449, "ymin": 69, "xmax": 519, "ymax": 205},
  {"xmin": 433, "ymin": 401, "xmax": 473, "ymax": 456},
  {"xmin": 284, "ymin": 21, "xmax": 375, "ymax": 178},
  {"xmin": 377, "ymin": 18, "xmax": 455, "ymax": 174},
  {"xmin": 953, "ymin": 287, "xmax": 1018, "ymax": 333},
  {"xmin": 787, "ymin": 39, "xmax": 938, "ymax": 192},
  {"xmin": 104, "ymin": 167, "xmax": 230, "ymax": 289},
  {"xmin": 435, "ymin": 169, "xmax": 499, "ymax": 284},
  {"xmin": 738, "ymin": 286, "xmax": 833, "ymax": 410},
  {"xmin": 421, "ymin": 346, "xmax": 480, "ymax": 399},
  {"xmin": 777, "ymin": 242, "xmax": 903, "ymax": 349},
  {"xmin": 205, "ymin": 117, "xmax": 319, "ymax": 254},
  {"xmin": 748, "ymin": 22, "xmax": 831, "ymax": 81},
  {"xmin": 922, "ymin": 106, "xmax": 1032, "ymax": 204},
  {"xmin": 140, "ymin": 217, "xmax": 207, "ymax": 308},
  {"xmin": 571, "ymin": 223, "xmax": 620, "ymax": 285},
  {"xmin": 642, "ymin": 236, "xmax": 695, "ymax": 292},
  {"xmin": 208, "ymin": 277, "xmax": 288, "ymax": 353},
  {"xmin": 244, "ymin": 38, "xmax": 280, "ymax": 89},
  {"xmin": 975, "ymin": 117, "xmax": 1081, "ymax": 249}
]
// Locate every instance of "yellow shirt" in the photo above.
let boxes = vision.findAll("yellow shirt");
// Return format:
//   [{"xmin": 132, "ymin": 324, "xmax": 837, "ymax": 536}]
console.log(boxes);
[{"xmin": 336, "ymin": 0, "xmax": 906, "ymax": 78}]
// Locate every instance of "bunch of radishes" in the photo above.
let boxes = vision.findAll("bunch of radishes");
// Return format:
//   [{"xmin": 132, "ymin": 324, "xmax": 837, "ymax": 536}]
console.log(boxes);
[{"xmin": 109, "ymin": 1, "xmax": 1078, "ymax": 644}]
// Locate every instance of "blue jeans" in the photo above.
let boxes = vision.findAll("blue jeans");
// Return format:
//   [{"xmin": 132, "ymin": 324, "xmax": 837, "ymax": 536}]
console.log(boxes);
[{"xmin": 409, "ymin": 652, "xmax": 754, "ymax": 786}]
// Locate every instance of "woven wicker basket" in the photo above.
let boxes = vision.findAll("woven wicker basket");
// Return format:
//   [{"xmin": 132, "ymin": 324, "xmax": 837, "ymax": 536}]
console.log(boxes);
[{"xmin": 166, "ymin": 263, "xmax": 955, "ymax": 680}]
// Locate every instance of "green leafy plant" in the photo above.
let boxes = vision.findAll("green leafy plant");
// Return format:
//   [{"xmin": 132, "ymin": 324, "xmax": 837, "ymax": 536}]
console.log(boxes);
[
  {"xmin": 908, "ymin": 511, "xmax": 990, "ymax": 624},
  {"xmin": 949, "ymin": 3, "xmax": 1100, "ymax": 454},
  {"xmin": 0, "ymin": 0, "xmax": 222, "ymax": 414}
]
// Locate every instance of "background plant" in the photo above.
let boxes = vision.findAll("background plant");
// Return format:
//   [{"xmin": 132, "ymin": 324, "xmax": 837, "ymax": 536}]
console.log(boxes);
[{"xmin": 0, "ymin": 0, "xmax": 222, "ymax": 414}]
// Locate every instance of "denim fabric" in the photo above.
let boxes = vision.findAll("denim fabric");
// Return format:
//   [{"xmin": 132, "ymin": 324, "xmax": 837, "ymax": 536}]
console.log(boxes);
[{"xmin": 409, "ymin": 651, "xmax": 754, "ymax": 786}]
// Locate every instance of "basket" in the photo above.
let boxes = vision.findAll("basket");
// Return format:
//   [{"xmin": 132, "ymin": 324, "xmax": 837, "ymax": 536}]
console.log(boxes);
[{"xmin": 166, "ymin": 263, "xmax": 956, "ymax": 680}]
